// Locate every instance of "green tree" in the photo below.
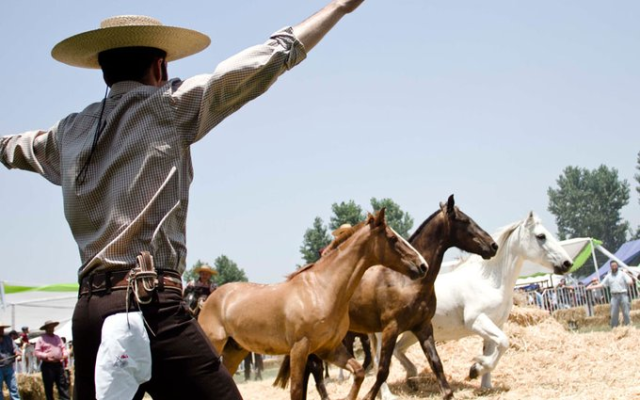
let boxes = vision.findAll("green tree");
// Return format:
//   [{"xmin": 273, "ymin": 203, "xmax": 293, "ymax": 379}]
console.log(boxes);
[
  {"xmin": 299, "ymin": 217, "xmax": 332, "ymax": 265},
  {"xmin": 634, "ymin": 151, "xmax": 640, "ymax": 239},
  {"xmin": 548, "ymin": 165, "xmax": 630, "ymax": 251},
  {"xmin": 329, "ymin": 200, "xmax": 365, "ymax": 230},
  {"xmin": 214, "ymin": 254, "xmax": 248, "ymax": 285},
  {"xmin": 370, "ymin": 197, "xmax": 414, "ymax": 239}
]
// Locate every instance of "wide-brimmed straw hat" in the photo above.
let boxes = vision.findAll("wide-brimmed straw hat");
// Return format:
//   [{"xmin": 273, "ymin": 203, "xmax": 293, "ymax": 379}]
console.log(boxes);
[
  {"xmin": 0, "ymin": 322, "xmax": 10, "ymax": 329},
  {"xmin": 194, "ymin": 264, "xmax": 218, "ymax": 275},
  {"xmin": 332, "ymin": 224, "xmax": 352, "ymax": 238},
  {"xmin": 51, "ymin": 15, "xmax": 211, "ymax": 69},
  {"xmin": 40, "ymin": 320, "xmax": 60, "ymax": 331}
]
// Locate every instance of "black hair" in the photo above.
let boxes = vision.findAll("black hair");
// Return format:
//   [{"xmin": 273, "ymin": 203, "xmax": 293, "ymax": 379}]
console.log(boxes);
[{"xmin": 98, "ymin": 46, "xmax": 167, "ymax": 86}]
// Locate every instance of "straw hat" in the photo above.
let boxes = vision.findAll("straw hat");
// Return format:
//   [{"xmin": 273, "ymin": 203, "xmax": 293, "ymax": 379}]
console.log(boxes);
[
  {"xmin": 40, "ymin": 320, "xmax": 60, "ymax": 331},
  {"xmin": 0, "ymin": 322, "xmax": 10, "ymax": 329},
  {"xmin": 51, "ymin": 15, "xmax": 211, "ymax": 69},
  {"xmin": 194, "ymin": 264, "xmax": 218, "ymax": 275},
  {"xmin": 332, "ymin": 224, "xmax": 352, "ymax": 238}
]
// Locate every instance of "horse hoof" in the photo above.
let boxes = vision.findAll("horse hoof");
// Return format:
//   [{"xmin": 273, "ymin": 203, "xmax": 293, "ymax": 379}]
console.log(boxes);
[
  {"xmin": 407, "ymin": 378, "xmax": 419, "ymax": 392},
  {"xmin": 469, "ymin": 365, "xmax": 479, "ymax": 380}
]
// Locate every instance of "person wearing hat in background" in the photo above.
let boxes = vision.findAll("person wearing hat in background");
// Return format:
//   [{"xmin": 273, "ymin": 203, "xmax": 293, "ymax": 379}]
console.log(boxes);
[
  {"xmin": 184, "ymin": 263, "xmax": 219, "ymax": 316},
  {"xmin": 0, "ymin": 0, "xmax": 367, "ymax": 399},
  {"xmin": 186, "ymin": 263, "xmax": 219, "ymax": 297},
  {"xmin": 0, "ymin": 322, "xmax": 22, "ymax": 400},
  {"xmin": 34, "ymin": 321, "xmax": 69, "ymax": 400}
]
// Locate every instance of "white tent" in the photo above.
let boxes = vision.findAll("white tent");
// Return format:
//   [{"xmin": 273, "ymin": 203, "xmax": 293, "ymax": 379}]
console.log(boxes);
[{"xmin": 0, "ymin": 282, "xmax": 77, "ymax": 338}]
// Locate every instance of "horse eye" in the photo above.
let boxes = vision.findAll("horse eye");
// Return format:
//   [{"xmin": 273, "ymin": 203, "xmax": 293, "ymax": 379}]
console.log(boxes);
[
  {"xmin": 536, "ymin": 233, "xmax": 546, "ymax": 240},
  {"xmin": 390, "ymin": 236, "xmax": 399, "ymax": 244}
]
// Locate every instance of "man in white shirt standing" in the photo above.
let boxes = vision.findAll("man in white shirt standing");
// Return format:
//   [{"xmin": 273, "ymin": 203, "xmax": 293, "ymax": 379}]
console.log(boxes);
[{"xmin": 589, "ymin": 261, "xmax": 633, "ymax": 327}]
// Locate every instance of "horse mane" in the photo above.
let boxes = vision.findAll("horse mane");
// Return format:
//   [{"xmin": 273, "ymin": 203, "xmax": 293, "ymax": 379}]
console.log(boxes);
[
  {"xmin": 493, "ymin": 219, "xmax": 523, "ymax": 249},
  {"xmin": 286, "ymin": 218, "xmax": 369, "ymax": 281},
  {"xmin": 408, "ymin": 209, "xmax": 441, "ymax": 243},
  {"xmin": 493, "ymin": 213, "xmax": 539, "ymax": 250}
]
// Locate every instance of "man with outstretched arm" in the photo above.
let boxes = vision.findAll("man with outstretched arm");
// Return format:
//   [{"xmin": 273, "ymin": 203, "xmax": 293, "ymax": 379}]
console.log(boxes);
[{"xmin": 0, "ymin": 1, "xmax": 365, "ymax": 399}]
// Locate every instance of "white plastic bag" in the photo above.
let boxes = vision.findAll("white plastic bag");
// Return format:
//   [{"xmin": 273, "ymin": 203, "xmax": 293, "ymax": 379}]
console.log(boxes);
[{"xmin": 95, "ymin": 311, "xmax": 152, "ymax": 400}]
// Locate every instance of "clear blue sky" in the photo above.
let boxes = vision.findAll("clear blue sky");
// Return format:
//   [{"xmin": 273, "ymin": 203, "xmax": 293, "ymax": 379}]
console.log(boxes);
[{"xmin": 1, "ymin": 1, "xmax": 638, "ymax": 285}]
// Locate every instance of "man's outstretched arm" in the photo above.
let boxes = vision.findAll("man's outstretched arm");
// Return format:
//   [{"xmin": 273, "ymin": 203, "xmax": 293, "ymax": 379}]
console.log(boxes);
[{"xmin": 293, "ymin": 0, "xmax": 365, "ymax": 52}]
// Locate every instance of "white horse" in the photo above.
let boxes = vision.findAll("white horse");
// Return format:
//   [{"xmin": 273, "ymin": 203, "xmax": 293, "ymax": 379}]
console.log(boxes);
[{"xmin": 381, "ymin": 212, "xmax": 573, "ymax": 396}]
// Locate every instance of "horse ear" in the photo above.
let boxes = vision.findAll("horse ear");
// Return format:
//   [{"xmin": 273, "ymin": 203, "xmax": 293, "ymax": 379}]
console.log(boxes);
[
  {"xmin": 366, "ymin": 212, "xmax": 375, "ymax": 226},
  {"xmin": 526, "ymin": 211, "xmax": 536, "ymax": 226},
  {"xmin": 374, "ymin": 207, "xmax": 387, "ymax": 227},
  {"xmin": 447, "ymin": 194, "xmax": 455, "ymax": 214}
]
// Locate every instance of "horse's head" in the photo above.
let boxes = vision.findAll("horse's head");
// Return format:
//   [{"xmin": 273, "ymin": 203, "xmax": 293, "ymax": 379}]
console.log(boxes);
[
  {"xmin": 516, "ymin": 211, "xmax": 573, "ymax": 275},
  {"xmin": 366, "ymin": 208, "xmax": 428, "ymax": 279},
  {"xmin": 441, "ymin": 195, "xmax": 498, "ymax": 260}
]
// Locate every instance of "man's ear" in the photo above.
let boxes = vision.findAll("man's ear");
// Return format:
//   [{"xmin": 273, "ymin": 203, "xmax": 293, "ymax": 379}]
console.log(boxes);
[{"xmin": 160, "ymin": 59, "xmax": 168, "ymax": 82}]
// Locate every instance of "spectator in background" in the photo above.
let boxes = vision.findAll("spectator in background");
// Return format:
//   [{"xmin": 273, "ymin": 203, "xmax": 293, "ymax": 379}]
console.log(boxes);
[
  {"xmin": 18, "ymin": 326, "xmax": 35, "ymax": 374},
  {"xmin": 0, "ymin": 322, "xmax": 21, "ymax": 400},
  {"xmin": 34, "ymin": 321, "xmax": 69, "ymax": 400},
  {"xmin": 588, "ymin": 261, "xmax": 633, "ymax": 327},
  {"xmin": 556, "ymin": 278, "xmax": 574, "ymax": 309}
]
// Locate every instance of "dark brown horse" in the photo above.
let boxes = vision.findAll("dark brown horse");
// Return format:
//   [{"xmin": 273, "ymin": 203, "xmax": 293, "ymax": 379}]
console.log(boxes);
[
  {"xmin": 198, "ymin": 209, "xmax": 428, "ymax": 400},
  {"xmin": 276, "ymin": 195, "xmax": 498, "ymax": 400}
]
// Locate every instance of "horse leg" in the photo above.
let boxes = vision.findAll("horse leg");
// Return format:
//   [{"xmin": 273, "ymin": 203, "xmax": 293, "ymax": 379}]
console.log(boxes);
[
  {"xmin": 369, "ymin": 332, "xmax": 398, "ymax": 400},
  {"xmin": 220, "ymin": 339, "xmax": 250, "ymax": 375},
  {"xmin": 320, "ymin": 344, "xmax": 365, "ymax": 400},
  {"xmin": 474, "ymin": 340, "xmax": 496, "ymax": 389},
  {"xmin": 359, "ymin": 334, "xmax": 373, "ymax": 372},
  {"xmin": 306, "ymin": 354, "xmax": 330, "ymax": 400},
  {"xmin": 338, "ymin": 332, "xmax": 357, "ymax": 382},
  {"xmin": 414, "ymin": 323, "xmax": 453, "ymax": 399},
  {"xmin": 361, "ymin": 327, "xmax": 400, "ymax": 400},
  {"xmin": 467, "ymin": 314, "xmax": 509, "ymax": 389},
  {"xmin": 392, "ymin": 331, "xmax": 419, "ymax": 380},
  {"xmin": 289, "ymin": 339, "xmax": 313, "ymax": 400}
]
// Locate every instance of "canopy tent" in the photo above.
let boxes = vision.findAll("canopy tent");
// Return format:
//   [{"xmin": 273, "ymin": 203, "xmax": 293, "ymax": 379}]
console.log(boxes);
[
  {"xmin": 514, "ymin": 238, "xmax": 640, "ymax": 287},
  {"xmin": 580, "ymin": 239, "xmax": 640, "ymax": 284},
  {"xmin": 0, "ymin": 281, "xmax": 78, "ymax": 340}
]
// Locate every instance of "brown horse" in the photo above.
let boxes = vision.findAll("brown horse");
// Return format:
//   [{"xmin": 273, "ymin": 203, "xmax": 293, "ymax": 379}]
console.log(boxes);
[
  {"xmin": 278, "ymin": 195, "xmax": 498, "ymax": 400},
  {"xmin": 198, "ymin": 208, "xmax": 428, "ymax": 400}
]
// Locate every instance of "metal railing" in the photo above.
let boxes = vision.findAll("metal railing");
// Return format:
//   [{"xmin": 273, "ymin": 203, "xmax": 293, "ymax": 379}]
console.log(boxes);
[{"xmin": 519, "ymin": 283, "xmax": 639, "ymax": 317}]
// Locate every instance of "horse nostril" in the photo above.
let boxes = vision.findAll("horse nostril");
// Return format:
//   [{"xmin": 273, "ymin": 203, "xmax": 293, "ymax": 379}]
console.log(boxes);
[
  {"xmin": 563, "ymin": 260, "xmax": 573, "ymax": 268},
  {"xmin": 419, "ymin": 263, "xmax": 428, "ymax": 275},
  {"xmin": 491, "ymin": 243, "xmax": 499, "ymax": 251}
]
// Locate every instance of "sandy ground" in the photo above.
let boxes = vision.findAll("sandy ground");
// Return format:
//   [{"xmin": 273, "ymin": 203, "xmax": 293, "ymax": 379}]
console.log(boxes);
[{"xmin": 233, "ymin": 308, "xmax": 640, "ymax": 400}]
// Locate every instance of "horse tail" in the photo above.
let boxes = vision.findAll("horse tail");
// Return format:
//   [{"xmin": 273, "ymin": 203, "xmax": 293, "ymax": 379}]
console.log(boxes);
[{"xmin": 273, "ymin": 355, "xmax": 291, "ymax": 389}]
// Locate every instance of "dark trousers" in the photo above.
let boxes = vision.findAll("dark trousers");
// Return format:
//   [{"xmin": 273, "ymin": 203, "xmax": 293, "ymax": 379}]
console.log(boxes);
[
  {"xmin": 41, "ymin": 361, "xmax": 70, "ymax": 400},
  {"xmin": 72, "ymin": 287, "xmax": 243, "ymax": 400}
]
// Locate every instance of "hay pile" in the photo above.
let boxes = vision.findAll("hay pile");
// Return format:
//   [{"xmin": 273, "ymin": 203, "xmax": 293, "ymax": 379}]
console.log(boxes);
[
  {"xmin": 235, "ymin": 306, "xmax": 640, "ymax": 400},
  {"xmin": 1, "ymin": 372, "xmax": 73, "ymax": 400}
]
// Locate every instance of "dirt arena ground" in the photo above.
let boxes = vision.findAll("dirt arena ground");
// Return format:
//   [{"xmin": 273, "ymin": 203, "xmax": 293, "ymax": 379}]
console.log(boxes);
[
  {"xmin": 234, "ymin": 307, "xmax": 640, "ymax": 400},
  {"xmin": 6, "ymin": 307, "xmax": 638, "ymax": 399}
]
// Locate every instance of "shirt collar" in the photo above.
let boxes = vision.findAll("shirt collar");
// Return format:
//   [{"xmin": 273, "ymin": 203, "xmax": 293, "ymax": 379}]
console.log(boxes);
[{"xmin": 108, "ymin": 81, "xmax": 147, "ymax": 98}]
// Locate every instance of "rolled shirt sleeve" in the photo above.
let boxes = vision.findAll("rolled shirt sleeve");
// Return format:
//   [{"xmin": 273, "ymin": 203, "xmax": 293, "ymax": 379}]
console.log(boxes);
[
  {"xmin": 1, "ymin": 122, "xmax": 62, "ymax": 186},
  {"xmin": 172, "ymin": 27, "xmax": 307, "ymax": 144}
]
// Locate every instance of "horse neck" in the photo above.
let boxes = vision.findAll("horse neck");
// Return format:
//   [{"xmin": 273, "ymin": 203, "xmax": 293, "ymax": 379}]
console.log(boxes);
[
  {"xmin": 478, "ymin": 225, "xmax": 526, "ymax": 293},
  {"xmin": 411, "ymin": 212, "xmax": 450, "ymax": 282},
  {"xmin": 313, "ymin": 231, "xmax": 379, "ymax": 304}
]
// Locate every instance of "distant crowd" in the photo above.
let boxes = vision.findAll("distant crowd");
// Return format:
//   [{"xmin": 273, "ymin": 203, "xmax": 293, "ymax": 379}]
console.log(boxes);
[
  {"xmin": 518, "ymin": 262, "xmax": 640, "ymax": 327},
  {"xmin": 0, "ymin": 320, "xmax": 72, "ymax": 400}
]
